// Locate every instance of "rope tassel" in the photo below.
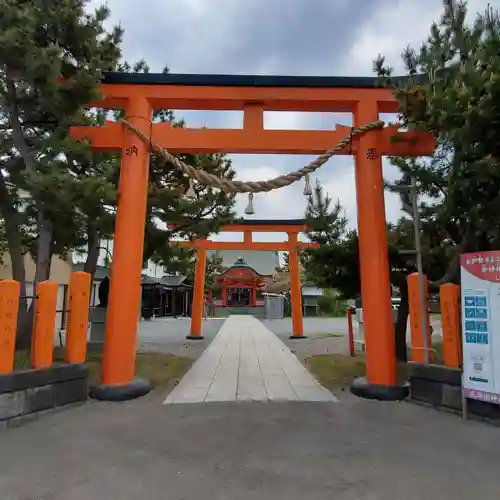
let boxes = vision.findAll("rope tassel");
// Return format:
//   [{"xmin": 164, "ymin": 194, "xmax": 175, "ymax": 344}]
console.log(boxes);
[
  {"xmin": 185, "ymin": 178, "xmax": 197, "ymax": 199},
  {"xmin": 303, "ymin": 174, "xmax": 313, "ymax": 196},
  {"xmin": 245, "ymin": 193, "xmax": 255, "ymax": 215}
]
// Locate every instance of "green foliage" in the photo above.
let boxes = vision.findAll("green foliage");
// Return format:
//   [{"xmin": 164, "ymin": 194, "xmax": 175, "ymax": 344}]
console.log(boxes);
[
  {"xmin": 375, "ymin": 0, "xmax": 500, "ymax": 284},
  {"xmin": 317, "ymin": 289, "xmax": 347, "ymax": 317},
  {"xmin": 0, "ymin": 0, "xmax": 123, "ymax": 342},
  {"xmin": 205, "ymin": 252, "xmax": 227, "ymax": 291},
  {"xmin": 302, "ymin": 181, "xmax": 361, "ymax": 299},
  {"xmin": 110, "ymin": 62, "xmax": 237, "ymax": 278},
  {"xmin": 0, "ymin": 0, "xmax": 123, "ymax": 280},
  {"xmin": 171, "ymin": 250, "xmax": 227, "ymax": 291},
  {"xmin": 303, "ymin": 180, "xmax": 449, "ymax": 299}
]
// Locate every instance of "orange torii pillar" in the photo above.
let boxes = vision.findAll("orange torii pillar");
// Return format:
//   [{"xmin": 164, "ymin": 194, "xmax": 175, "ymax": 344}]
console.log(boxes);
[
  {"xmin": 188, "ymin": 242, "xmax": 207, "ymax": 339},
  {"xmin": 92, "ymin": 97, "xmax": 152, "ymax": 401},
  {"xmin": 288, "ymin": 232, "xmax": 305, "ymax": 338},
  {"xmin": 350, "ymin": 100, "xmax": 406, "ymax": 400}
]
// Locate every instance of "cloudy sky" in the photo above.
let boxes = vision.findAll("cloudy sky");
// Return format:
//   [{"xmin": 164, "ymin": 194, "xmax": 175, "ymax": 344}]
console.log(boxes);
[{"xmin": 89, "ymin": 0, "xmax": 491, "ymax": 243}]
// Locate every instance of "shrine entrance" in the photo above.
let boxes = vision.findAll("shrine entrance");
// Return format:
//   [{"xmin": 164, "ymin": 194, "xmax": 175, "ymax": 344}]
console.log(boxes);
[
  {"xmin": 227, "ymin": 289, "xmax": 250, "ymax": 307},
  {"xmin": 70, "ymin": 72, "xmax": 435, "ymax": 402},
  {"xmin": 172, "ymin": 219, "xmax": 318, "ymax": 338}
]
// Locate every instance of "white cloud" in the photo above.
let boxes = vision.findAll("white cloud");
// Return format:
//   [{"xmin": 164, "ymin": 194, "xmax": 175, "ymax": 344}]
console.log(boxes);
[
  {"xmin": 86, "ymin": 0, "xmax": 493, "ymax": 242},
  {"xmin": 340, "ymin": 0, "xmax": 492, "ymax": 76}
]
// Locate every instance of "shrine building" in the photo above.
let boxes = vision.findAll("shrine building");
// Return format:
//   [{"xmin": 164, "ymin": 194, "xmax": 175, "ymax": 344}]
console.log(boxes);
[{"xmin": 208, "ymin": 251, "xmax": 280, "ymax": 312}]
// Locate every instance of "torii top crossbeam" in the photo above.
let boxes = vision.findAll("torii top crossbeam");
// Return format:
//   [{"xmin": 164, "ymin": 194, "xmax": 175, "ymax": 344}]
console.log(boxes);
[{"xmin": 71, "ymin": 72, "xmax": 435, "ymax": 156}]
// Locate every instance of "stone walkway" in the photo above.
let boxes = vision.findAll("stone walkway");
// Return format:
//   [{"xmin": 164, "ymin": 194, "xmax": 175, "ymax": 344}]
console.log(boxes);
[{"xmin": 164, "ymin": 315, "xmax": 337, "ymax": 404}]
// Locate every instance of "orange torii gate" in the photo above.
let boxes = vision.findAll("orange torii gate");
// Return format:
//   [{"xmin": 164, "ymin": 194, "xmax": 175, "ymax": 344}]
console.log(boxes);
[
  {"xmin": 69, "ymin": 72, "xmax": 435, "ymax": 401},
  {"xmin": 172, "ymin": 220, "xmax": 319, "ymax": 340}
]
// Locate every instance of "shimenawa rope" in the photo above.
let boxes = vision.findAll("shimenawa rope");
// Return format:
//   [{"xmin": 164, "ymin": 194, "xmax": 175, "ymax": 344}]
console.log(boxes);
[{"xmin": 120, "ymin": 119, "xmax": 385, "ymax": 195}]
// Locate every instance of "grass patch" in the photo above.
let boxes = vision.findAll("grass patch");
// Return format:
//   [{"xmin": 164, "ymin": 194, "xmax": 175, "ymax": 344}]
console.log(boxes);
[
  {"xmin": 14, "ymin": 348, "xmax": 192, "ymax": 391},
  {"xmin": 81, "ymin": 351, "xmax": 192, "ymax": 390},
  {"xmin": 304, "ymin": 354, "xmax": 367, "ymax": 390},
  {"xmin": 305, "ymin": 341, "xmax": 447, "ymax": 390}
]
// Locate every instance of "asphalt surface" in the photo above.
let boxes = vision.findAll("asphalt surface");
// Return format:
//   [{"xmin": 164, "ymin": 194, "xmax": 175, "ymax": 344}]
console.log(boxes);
[
  {"xmin": 1, "ymin": 316, "xmax": 495, "ymax": 499},
  {"xmin": 0, "ymin": 393, "xmax": 498, "ymax": 499}
]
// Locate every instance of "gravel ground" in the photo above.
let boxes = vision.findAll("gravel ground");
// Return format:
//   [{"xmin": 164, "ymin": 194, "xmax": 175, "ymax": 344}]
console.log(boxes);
[{"xmin": 136, "ymin": 315, "xmax": 444, "ymax": 362}]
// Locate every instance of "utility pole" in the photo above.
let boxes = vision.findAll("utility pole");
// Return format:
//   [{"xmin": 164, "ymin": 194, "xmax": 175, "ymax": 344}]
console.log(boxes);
[
  {"xmin": 410, "ymin": 177, "xmax": 429, "ymax": 361},
  {"xmin": 394, "ymin": 178, "xmax": 429, "ymax": 361}
]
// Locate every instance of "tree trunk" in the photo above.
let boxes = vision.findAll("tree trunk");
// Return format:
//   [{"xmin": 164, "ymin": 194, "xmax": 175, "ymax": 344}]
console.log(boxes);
[
  {"xmin": 394, "ymin": 280, "xmax": 409, "ymax": 362},
  {"xmin": 84, "ymin": 228, "xmax": 100, "ymax": 277},
  {"xmin": 0, "ymin": 173, "xmax": 30, "ymax": 345},
  {"xmin": 429, "ymin": 229, "xmax": 473, "ymax": 291},
  {"xmin": 34, "ymin": 217, "xmax": 54, "ymax": 284},
  {"xmin": 5, "ymin": 75, "xmax": 43, "ymax": 347},
  {"xmin": 84, "ymin": 228, "xmax": 100, "ymax": 304},
  {"xmin": 0, "ymin": 177, "xmax": 26, "ymax": 283},
  {"xmin": 16, "ymin": 217, "xmax": 54, "ymax": 349}
]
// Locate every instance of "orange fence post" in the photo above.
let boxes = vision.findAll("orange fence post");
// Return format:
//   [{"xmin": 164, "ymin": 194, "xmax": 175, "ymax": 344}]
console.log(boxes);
[
  {"xmin": 65, "ymin": 272, "xmax": 91, "ymax": 364},
  {"xmin": 31, "ymin": 281, "xmax": 58, "ymax": 369},
  {"xmin": 440, "ymin": 283, "xmax": 461, "ymax": 368},
  {"xmin": 408, "ymin": 272, "xmax": 432, "ymax": 362},
  {"xmin": 347, "ymin": 306, "xmax": 355, "ymax": 357},
  {"xmin": 0, "ymin": 280, "xmax": 20, "ymax": 374},
  {"xmin": 188, "ymin": 244, "xmax": 207, "ymax": 339}
]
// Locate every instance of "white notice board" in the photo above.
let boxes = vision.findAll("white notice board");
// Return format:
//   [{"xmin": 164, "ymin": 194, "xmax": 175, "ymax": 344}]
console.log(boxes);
[{"xmin": 460, "ymin": 251, "xmax": 500, "ymax": 404}]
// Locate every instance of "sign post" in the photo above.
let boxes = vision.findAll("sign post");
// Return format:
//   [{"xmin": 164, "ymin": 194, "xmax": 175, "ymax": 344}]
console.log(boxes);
[{"xmin": 460, "ymin": 251, "xmax": 500, "ymax": 415}]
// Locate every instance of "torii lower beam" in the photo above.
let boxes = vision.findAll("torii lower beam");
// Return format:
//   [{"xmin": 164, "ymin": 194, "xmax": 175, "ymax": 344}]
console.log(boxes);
[
  {"xmin": 177, "ymin": 241, "xmax": 318, "ymax": 252},
  {"xmin": 71, "ymin": 122, "xmax": 433, "ymax": 156}
]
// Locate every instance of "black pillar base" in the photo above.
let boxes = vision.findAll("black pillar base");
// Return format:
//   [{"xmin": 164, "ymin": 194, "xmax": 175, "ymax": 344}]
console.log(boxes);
[
  {"xmin": 289, "ymin": 334, "xmax": 308, "ymax": 339},
  {"xmin": 186, "ymin": 335, "xmax": 205, "ymax": 340},
  {"xmin": 89, "ymin": 377, "xmax": 151, "ymax": 402},
  {"xmin": 350, "ymin": 376, "xmax": 409, "ymax": 401}
]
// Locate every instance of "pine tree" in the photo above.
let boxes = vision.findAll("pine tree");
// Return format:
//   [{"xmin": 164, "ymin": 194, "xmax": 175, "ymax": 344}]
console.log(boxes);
[
  {"xmin": 375, "ymin": 0, "xmax": 500, "ymax": 285},
  {"xmin": 0, "ymin": 0, "xmax": 123, "ymax": 343},
  {"xmin": 302, "ymin": 180, "xmax": 451, "ymax": 360},
  {"xmin": 205, "ymin": 252, "xmax": 227, "ymax": 291},
  {"xmin": 302, "ymin": 181, "xmax": 361, "ymax": 299}
]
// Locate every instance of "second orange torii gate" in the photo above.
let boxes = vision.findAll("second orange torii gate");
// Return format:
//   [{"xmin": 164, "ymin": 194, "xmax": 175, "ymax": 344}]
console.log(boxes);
[{"xmin": 172, "ymin": 220, "xmax": 318, "ymax": 339}]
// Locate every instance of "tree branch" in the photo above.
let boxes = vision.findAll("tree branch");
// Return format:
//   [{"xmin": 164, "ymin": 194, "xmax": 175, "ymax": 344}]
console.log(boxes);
[{"xmin": 5, "ymin": 77, "xmax": 38, "ymax": 177}]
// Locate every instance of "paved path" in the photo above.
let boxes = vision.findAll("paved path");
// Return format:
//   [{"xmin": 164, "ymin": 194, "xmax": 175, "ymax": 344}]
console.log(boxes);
[{"xmin": 164, "ymin": 315, "xmax": 337, "ymax": 404}]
